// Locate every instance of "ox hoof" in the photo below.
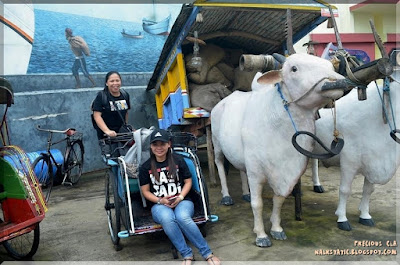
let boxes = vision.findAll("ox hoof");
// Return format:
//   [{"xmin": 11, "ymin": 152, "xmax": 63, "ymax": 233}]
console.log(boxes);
[
  {"xmin": 220, "ymin": 196, "xmax": 234, "ymax": 206},
  {"xmin": 270, "ymin": 230, "xmax": 287, "ymax": 240},
  {"xmin": 256, "ymin": 237, "xmax": 272, "ymax": 247},
  {"xmin": 242, "ymin": 194, "xmax": 251, "ymax": 202},
  {"xmin": 337, "ymin": 221, "xmax": 352, "ymax": 231},
  {"xmin": 359, "ymin": 218, "xmax": 375, "ymax": 227},
  {"xmin": 313, "ymin": 185, "xmax": 325, "ymax": 193}
]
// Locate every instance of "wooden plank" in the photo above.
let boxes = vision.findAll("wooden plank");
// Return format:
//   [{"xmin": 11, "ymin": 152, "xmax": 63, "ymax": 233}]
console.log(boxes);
[{"xmin": 206, "ymin": 125, "xmax": 217, "ymax": 185}]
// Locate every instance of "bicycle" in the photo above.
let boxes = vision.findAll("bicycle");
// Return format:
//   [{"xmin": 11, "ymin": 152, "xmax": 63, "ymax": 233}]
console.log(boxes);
[{"xmin": 33, "ymin": 125, "xmax": 85, "ymax": 202}]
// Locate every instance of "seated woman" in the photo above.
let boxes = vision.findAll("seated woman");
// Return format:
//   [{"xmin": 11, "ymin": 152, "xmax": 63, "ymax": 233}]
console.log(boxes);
[{"xmin": 139, "ymin": 129, "xmax": 221, "ymax": 265}]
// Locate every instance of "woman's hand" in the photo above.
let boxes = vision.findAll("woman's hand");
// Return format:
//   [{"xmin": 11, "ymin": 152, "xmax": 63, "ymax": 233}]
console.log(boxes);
[
  {"xmin": 169, "ymin": 195, "xmax": 183, "ymax": 208},
  {"xmin": 105, "ymin": 130, "xmax": 117, "ymax": 137},
  {"xmin": 161, "ymin": 195, "xmax": 183, "ymax": 208}
]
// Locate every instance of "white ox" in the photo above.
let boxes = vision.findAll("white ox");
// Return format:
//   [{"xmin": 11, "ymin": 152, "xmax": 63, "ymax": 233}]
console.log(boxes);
[
  {"xmin": 311, "ymin": 72, "xmax": 400, "ymax": 231},
  {"xmin": 211, "ymin": 53, "xmax": 346, "ymax": 247}
]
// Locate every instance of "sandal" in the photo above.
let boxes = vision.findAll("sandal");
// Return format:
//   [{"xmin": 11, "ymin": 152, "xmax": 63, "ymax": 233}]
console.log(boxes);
[
  {"xmin": 182, "ymin": 257, "xmax": 194, "ymax": 265},
  {"xmin": 206, "ymin": 254, "xmax": 221, "ymax": 265}
]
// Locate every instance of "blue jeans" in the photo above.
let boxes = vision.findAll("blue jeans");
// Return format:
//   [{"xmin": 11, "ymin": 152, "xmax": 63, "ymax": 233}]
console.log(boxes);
[{"xmin": 151, "ymin": 200, "xmax": 212, "ymax": 259}]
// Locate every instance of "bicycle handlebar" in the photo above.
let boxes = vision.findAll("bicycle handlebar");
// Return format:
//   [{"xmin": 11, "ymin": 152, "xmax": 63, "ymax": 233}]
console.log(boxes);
[
  {"xmin": 36, "ymin": 125, "xmax": 77, "ymax": 135},
  {"xmin": 103, "ymin": 132, "xmax": 134, "ymax": 142}
]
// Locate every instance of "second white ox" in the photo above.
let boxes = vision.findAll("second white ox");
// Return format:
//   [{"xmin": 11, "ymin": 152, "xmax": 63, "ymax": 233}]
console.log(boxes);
[
  {"xmin": 311, "ymin": 72, "xmax": 400, "ymax": 231},
  {"xmin": 211, "ymin": 53, "xmax": 346, "ymax": 247}
]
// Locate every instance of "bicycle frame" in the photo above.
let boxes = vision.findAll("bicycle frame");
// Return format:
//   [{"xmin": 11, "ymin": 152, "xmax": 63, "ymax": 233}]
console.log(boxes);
[{"xmin": 40, "ymin": 131, "xmax": 67, "ymax": 177}]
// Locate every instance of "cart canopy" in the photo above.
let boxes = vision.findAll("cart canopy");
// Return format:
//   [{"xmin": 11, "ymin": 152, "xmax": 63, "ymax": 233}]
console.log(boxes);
[
  {"xmin": 0, "ymin": 77, "xmax": 14, "ymax": 107},
  {"xmin": 147, "ymin": 0, "xmax": 336, "ymax": 91}
]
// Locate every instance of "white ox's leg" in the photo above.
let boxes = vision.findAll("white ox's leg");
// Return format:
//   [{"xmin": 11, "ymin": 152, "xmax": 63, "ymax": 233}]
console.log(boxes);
[
  {"xmin": 311, "ymin": 159, "xmax": 324, "ymax": 193},
  {"xmin": 358, "ymin": 177, "xmax": 375, "ymax": 226},
  {"xmin": 240, "ymin": 171, "xmax": 251, "ymax": 202},
  {"xmin": 270, "ymin": 195, "xmax": 287, "ymax": 240},
  {"xmin": 335, "ymin": 169, "xmax": 356, "ymax": 231},
  {"xmin": 214, "ymin": 146, "xmax": 234, "ymax": 205},
  {"xmin": 248, "ymin": 178, "xmax": 271, "ymax": 247}
]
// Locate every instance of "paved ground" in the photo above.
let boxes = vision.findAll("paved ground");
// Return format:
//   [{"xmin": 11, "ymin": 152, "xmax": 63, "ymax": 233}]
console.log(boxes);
[{"xmin": 1, "ymin": 150, "xmax": 399, "ymax": 264}]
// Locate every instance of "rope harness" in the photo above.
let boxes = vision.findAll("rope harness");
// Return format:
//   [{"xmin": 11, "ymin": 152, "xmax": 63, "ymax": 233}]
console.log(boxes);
[
  {"xmin": 276, "ymin": 82, "xmax": 344, "ymax": 159},
  {"xmin": 376, "ymin": 77, "xmax": 400, "ymax": 143},
  {"xmin": 332, "ymin": 50, "xmax": 368, "ymax": 94}
]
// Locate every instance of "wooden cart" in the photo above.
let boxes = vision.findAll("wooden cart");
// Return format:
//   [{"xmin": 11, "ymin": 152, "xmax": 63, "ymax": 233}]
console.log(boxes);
[{"xmin": 146, "ymin": 0, "xmax": 337, "ymax": 183}]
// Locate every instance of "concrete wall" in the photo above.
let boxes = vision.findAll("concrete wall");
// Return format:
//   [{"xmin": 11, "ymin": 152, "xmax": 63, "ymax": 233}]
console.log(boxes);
[
  {"xmin": 2, "ymin": 73, "xmax": 158, "ymax": 173},
  {"xmin": 4, "ymin": 72, "xmax": 152, "ymax": 92}
]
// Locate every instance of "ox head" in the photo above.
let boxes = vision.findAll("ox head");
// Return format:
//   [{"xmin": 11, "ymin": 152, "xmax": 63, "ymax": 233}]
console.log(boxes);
[{"xmin": 256, "ymin": 53, "xmax": 346, "ymax": 110}]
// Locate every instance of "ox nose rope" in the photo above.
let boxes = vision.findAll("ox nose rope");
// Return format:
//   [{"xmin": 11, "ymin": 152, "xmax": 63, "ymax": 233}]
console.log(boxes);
[
  {"xmin": 375, "ymin": 77, "xmax": 400, "ymax": 144},
  {"xmin": 276, "ymin": 83, "xmax": 344, "ymax": 159},
  {"xmin": 277, "ymin": 83, "xmax": 298, "ymax": 132}
]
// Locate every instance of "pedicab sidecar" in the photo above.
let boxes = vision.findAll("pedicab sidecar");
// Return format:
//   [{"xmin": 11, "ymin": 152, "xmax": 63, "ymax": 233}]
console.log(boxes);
[
  {"xmin": 0, "ymin": 78, "xmax": 48, "ymax": 260},
  {"xmin": 102, "ymin": 128, "xmax": 210, "ymax": 253}
]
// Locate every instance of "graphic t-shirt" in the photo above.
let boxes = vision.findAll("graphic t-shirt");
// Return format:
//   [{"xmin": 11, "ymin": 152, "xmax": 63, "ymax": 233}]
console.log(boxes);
[
  {"xmin": 92, "ymin": 90, "xmax": 130, "ymax": 139},
  {"xmin": 139, "ymin": 154, "xmax": 192, "ymax": 201}
]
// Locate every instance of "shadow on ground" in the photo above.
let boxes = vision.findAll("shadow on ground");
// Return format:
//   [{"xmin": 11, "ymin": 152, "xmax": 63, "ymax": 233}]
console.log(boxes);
[{"xmin": 1, "ymin": 150, "xmax": 398, "ymax": 264}]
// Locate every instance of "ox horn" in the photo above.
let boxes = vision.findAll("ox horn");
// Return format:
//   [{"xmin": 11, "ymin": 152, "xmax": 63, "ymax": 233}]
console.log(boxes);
[
  {"xmin": 285, "ymin": 9, "xmax": 296, "ymax": 55},
  {"xmin": 272, "ymin": 53, "xmax": 286, "ymax": 64}
]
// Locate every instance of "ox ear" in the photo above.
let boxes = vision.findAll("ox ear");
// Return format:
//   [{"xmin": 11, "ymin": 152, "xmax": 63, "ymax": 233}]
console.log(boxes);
[{"xmin": 257, "ymin": 70, "xmax": 282, "ymax": 85}]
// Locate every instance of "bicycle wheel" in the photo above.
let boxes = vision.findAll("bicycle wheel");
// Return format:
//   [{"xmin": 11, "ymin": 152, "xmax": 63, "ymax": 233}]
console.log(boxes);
[
  {"xmin": 104, "ymin": 170, "xmax": 122, "ymax": 250},
  {"xmin": 65, "ymin": 141, "xmax": 84, "ymax": 185},
  {"xmin": 3, "ymin": 224, "xmax": 40, "ymax": 260},
  {"xmin": 32, "ymin": 155, "xmax": 53, "ymax": 203}
]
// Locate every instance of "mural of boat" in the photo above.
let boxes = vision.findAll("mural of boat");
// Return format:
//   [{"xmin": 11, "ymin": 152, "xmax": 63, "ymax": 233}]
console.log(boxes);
[
  {"xmin": 142, "ymin": 14, "xmax": 170, "ymax": 35},
  {"xmin": 121, "ymin": 29, "xmax": 144, "ymax": 39},
  {"xmin": 0, "ymin": 1, "xmax": 35, "ymax": 75}
]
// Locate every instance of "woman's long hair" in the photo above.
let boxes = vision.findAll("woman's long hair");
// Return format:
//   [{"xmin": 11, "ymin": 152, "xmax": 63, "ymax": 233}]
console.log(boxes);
[
  {"xmin": 104, "ymin": 71, "xmax": 122, "ymax": 92},
  {"xmin": 150, "ymin": 147, "xmax": 177, "ymax": 183}
]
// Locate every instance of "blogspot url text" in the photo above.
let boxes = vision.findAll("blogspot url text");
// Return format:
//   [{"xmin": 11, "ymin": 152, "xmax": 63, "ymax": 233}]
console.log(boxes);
[
  {"xmin": 315, "ymin": 248, "xmax": 397, "ymax": 256},
  {"xmin": 315, "ymin": 240, "xmax": 397, "ymax": 256}
]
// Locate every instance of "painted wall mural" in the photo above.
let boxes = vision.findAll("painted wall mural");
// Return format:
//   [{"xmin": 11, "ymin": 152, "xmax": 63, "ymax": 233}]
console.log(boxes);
[{"xmin": 2, "ymin": 3, "xmax": 181, "ymax": 75}]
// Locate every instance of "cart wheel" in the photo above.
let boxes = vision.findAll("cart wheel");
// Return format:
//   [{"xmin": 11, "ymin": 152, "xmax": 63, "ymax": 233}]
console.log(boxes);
[
  {"xmin": 3, "ymin": 224, "xmax": 40, "ymax": 260},
  {"xmin": 171, "ymin": 245, "xmax": 179, "ymax": 259},
  {"xmin": 105, "ymin": 170, "xmax": 122, "ymax": 250}
]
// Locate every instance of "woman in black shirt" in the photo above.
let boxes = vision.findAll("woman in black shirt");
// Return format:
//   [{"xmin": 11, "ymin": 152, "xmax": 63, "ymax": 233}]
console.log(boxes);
[{"xmin": 139, "ymin": 129, "xmax": 221, "ymax": 265}]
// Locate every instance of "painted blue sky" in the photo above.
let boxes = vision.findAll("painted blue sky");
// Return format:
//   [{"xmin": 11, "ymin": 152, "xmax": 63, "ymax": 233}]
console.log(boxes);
[{"xmin": 34, "ymin": 4, "xmax": 182, "ymax": 23}]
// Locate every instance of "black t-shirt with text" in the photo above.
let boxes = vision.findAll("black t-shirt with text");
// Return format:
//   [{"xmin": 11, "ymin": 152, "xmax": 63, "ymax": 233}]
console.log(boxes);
[
  {"xmin": 139, "ymin": 154, "xmax": 192, "ymax": 203},
  {"xmin": 92, "ymin": 90, "xmax": 130, "ymax": 139}
]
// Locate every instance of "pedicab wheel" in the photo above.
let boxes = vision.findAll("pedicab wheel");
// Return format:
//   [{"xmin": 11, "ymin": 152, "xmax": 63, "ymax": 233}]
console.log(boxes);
[
  {"xmin": 199, "ymin": 163, "xmax": 209, "ymax": 238},
  {"xmin": 3, "ymin": 223, "xmax": 40, "ymax": 260},
  {"xmin": 117, "ymin": 159, "xmax": 130, "ymax": 230},
  {"xmin": 199, "ymin": 223, "xmax": 207, "ymax": 237},
  {"xmin": 32, "ymin": 155, "xmax": 53, "ymax": 203},
  {"xmin": 105, "ymin": 170, "xmax": 122, "ymax": 251}
]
